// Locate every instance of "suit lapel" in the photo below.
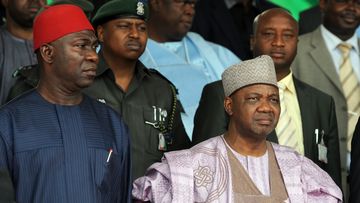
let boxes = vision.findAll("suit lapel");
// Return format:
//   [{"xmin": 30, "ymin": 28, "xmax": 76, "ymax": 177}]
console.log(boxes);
[{"xmin": 309, "ymin": 28, "xmax": 343, "ymax": 93}]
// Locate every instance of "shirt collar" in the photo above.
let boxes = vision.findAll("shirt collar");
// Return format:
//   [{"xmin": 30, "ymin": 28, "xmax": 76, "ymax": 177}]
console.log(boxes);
[
  {"xmin": 277, "ymin": 72, "xmax": 296, "ymax": 94},
  {"xmin": 96, "ymin": 51, "xmax": 151, "ymax": 80},
  {"xmin": 320, "ymin": 25, "xmax": 359, "ymax": 53}
]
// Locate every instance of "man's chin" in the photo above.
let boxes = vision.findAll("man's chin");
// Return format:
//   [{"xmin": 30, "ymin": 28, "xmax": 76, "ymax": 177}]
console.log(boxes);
[{"xmin": 79, "ymin": 79, "xmax": 95, "ymax": 89}]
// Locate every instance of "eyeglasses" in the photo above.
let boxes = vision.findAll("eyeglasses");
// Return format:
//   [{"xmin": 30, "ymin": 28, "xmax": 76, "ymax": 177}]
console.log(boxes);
[{"xmin": 333, "ymin": 0, "xmax": 360, "ymax": 5}]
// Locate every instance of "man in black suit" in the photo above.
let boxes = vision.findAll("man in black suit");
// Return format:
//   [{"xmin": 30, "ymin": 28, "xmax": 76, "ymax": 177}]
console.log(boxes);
[
  {"xmin": 350, "ymin": 118, "xmax": 360, "ymax": 203},
  {"xmin": 190, "ymin": 0, "xmax": 276, "ymax": 60},
  {"xmin": 193, "ymin": 8, "xmax": 342, "ymax": 188}
]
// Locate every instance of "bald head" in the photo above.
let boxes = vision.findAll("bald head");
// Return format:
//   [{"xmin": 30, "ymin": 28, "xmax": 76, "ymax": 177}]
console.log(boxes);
[
  {"xmin": 251, "ymin": 8, "xmax": 299, "ymax": 80},
  {"xmin": 253, "ymin": 8, "xmax": 298, "ymax": 35}
]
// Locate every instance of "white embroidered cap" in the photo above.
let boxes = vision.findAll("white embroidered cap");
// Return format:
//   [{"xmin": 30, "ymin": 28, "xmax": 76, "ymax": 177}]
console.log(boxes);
[{"xmin": 222, "ymin": 55, "xmax": 278, "ymax": 97}]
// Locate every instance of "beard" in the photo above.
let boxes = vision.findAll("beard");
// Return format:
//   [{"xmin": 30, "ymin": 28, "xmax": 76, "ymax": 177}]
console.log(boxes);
[
  {"xmin": 10, "ymin": 13, "xmax": 34, "ymax": 28},
  {"xmin": 7, "ymin": 5, "xmax": 36, "ymax": 29}
]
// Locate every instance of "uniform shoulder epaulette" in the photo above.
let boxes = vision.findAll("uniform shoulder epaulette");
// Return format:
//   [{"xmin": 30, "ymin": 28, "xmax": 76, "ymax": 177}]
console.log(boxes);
[
  {"xmin": 148, "ymin": 68, "xmax": 179, "ymax": 94},
  {"xmin": 12, "ymin": 64, "xmax": 39, "ymax": 78},
  {"xmin": 148, "ymin": 68, "xmax": 185, "ymax": 113}
]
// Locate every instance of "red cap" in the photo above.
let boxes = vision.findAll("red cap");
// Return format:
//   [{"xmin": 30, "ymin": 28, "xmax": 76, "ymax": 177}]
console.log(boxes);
[{"xmin": 33, "ymin": 4, "xmax": 94, "ymax": 51}]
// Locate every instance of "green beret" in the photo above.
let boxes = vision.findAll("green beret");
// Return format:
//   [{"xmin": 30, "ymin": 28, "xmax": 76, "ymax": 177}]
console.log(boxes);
[
  {"xmin": 49, "ymin": 0, "xmax": 94, "ymax": 13},
  {"xmin": 92, "ymin": 0, "xmax": 149, "ymax": 27}
]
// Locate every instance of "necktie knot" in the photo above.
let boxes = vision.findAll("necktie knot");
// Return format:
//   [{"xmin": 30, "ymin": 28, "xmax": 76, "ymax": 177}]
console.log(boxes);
[{"xmin": 338, "ymin": 43, "xmax": 352, "ymax": 57}]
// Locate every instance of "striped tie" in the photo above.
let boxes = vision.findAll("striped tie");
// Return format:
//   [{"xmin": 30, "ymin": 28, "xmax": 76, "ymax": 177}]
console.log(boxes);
[
  {"xmin": 276, "ymin": 83, "xmax": 301, "ymax": 154},
  {"xmin": 338, "ymin": 43, "xmax": 360, "ymax": 151}
]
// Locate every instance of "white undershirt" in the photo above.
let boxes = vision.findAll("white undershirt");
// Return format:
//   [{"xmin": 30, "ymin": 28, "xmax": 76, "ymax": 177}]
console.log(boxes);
[{"xmin": 224, "ymin": 139, "xmax": 270, "ymax": 195}]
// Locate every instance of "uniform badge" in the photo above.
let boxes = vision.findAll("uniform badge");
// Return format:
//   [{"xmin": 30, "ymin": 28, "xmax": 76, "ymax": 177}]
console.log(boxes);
[
  {"xmin": 97, "ymin": 98, "xmax": 106, "ymax": 104},
  {"xmin": 136, "ymin": 2, "xmax": 144, "ymax": 16}
]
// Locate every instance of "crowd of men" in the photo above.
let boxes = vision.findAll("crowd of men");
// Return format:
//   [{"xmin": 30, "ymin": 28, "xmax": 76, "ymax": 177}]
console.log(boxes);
[{"xmin": 0, "ymin": 0, "xmax": 359, "ymax": 202}]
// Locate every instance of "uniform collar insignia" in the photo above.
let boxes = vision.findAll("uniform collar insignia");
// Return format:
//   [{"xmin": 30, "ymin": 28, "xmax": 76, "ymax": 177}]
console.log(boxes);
[{"xmin": 97, "ymin": 98, "xmax": 106, "ymax": 104}]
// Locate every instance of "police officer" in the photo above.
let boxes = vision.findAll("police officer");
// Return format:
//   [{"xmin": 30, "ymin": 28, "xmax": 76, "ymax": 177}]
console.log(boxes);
[{"xmin": 8, "ymin": 0, "xmax": 191, "ymax": 180}]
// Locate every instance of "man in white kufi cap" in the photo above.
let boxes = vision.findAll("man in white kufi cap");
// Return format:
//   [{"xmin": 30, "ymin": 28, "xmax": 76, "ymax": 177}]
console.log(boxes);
[{"xmin": 132, "ymin": 55, "xmax": 342, "ymax": 203}]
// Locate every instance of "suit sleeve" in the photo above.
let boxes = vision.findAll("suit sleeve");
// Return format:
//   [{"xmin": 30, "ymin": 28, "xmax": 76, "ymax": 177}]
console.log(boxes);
[
  {"xmin": 0, "ymin": 129, "xmax": 15, "ymax": 202},
  {"xmin": 325, "ymin": 98, "xmax": 342, "ymax": 189},
  {"xmin": 192, "ymin": 82, "xmax": 228, "ymax": 145},
  {"xmin": 350, "ymin": 117, "xmax": 360, "ymax": 203}
]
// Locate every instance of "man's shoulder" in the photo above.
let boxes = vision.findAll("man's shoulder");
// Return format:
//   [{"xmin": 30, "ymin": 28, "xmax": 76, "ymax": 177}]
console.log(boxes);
[
  {"xmin": 146, "ymin": 67, "xmax": 174, "ymax": 86},
  {"xmin": 298, "ymin": 30, "xmax": 315, "ymax": 41},
  {"xmin": 12, "ymin": 64, "xmax": 39, "ymax": 81},
  {"xmin": 143, "ymin": 67, "xmax": 177, "ymax": 94},
  {"xmin": 271, "ymin": 142, "xmax": 304, "ymax": 164},
  {"xmin": 202, "ymin": 80, "xmax": 224, "ymax": 97},
  {"xmin": 294, "ymin": 77, "xmax": 333, "ymax": 100},
  {"xmin": 187, "ymin": 32, "xmax": 235, "ymax": 53},
  {"xmin": 164, "ymin": 136, "xmax": 225, "ymax": 164},
  {"xmin": 204, "ymin": 80, "xmax": 223, "ymax": 90},
  {"xmin": 83, "ymin": 94, "xmax": 121, "ymax": 116},
  {"xmin": 0, "ymin": 90, "xmax": 37, "ymax": 115},
  {"xmin": 297, "ymin": 28, "xmax": 323, "ymax": 51}
]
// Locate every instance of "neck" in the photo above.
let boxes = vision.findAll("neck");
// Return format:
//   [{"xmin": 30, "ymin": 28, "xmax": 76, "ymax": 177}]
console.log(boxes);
[
  {"xmin": 324, "ymin": 24, "xmax": 355, "ymax": 41},
  {"xmin": 276, "ymin": 68, "xmax": 291, "ymax": 81},
  {"xmin": 224, "ymin": 125, "xmax": 267, "ymax": 156},
  {"xmin": 147, "ymin": 19, "xmax": 184, "ymax": 43},
  {"xmin": 147, "ymin": 24, "xmax": 167, "ymax": 43},
  {"xmin": 37, "ymin": 78, "xmax": 83, "ymax": 106},
  {"xmin": 102, "ymin": 51, "xmax": 136, "ymax": 92},
  {"xmin": 6, "ymin": 18, "xmax": 33, "ymax": 40}
]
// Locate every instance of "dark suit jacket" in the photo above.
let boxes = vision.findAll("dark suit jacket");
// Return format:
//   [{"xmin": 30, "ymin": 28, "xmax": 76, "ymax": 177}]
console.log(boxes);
[
  {"xmin": 190, "ymin": 0, "xmax": 277, "ymax": 60},
  {"xmin": 292, "ymin": 27, "xmax": 360, "ymax": 174},
  {"xmin": 350, "ymin": 117, "xmax": 360, "ymax": 203},
  {"xmin": 190, "ymin": 0, "xmax": 252, "ymax": 60},
  {"xmin": 193, "ymin": 77, "xmax": 341, "ymax": 187},
  {"xmin": 0, "ymin": 169, "xmax": 15, "ymax": 202}
]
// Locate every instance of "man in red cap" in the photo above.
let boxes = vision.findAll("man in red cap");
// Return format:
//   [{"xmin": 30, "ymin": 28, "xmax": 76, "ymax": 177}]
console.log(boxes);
[{"xmin": 0, "ymin": 4, "xmax": 131, "ymax": 202}]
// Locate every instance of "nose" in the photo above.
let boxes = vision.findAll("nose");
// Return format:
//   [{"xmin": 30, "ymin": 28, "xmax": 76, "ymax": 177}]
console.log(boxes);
[
  {"xmin": 129, "ymin": 25, "xmax": 139, "ymax": 38},
  {"xmin": 184, "ymin": 1, "xmax": 196, "ymax": 16},
  {"xmin": 87, "ymin": 49, "xmax": 99, "ymax": 65},
  {"xmin": 271, "ymin": 34, "xmax": 285, "ymax": 47},
  {"xmin": 257, "ymin": 100, "xmax": 273, "ymax": 113}
]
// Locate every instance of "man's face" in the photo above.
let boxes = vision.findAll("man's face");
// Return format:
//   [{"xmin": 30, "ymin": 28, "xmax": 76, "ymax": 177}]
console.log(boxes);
[
  {"xmin": 3, "ymin": 0, "xmax": 45, "ymax": 28},
  {"xmin": 98, "ymin": 18, "xmax": 147, "ymax": 61},
  {"xmin": 155, "ymin": 0, "xmax": 196, "ymax": 41},
  {"xmin": 251, "ymin": 11, "xmax": 298, "ymax": 71},
  {"xmin": 320, "ymin": 0, "xmax": 360, "ymax": 36},
  {"xmin": 51, "ymin": 30, "xmax": 99, "ymax": 90},
  {"xmin": 225, "ymin": 84, "xmax": 280, "ymax": 139}
]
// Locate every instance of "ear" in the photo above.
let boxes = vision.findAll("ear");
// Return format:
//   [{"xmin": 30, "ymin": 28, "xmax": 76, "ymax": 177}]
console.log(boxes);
[
  {"xmin": 250, "ymin": 35, "xmax": 255, "ymax": 51},
  {"xmin": 224, "ymin": 96, "xmax": 233, "ymax": 116},
  {"xmin": 97, "ymin": 25, "xmax": 104, "ymax": 43},
  {"xmin": 39, "ymin": 44, "xmax": 55, "ymax": 64}
]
